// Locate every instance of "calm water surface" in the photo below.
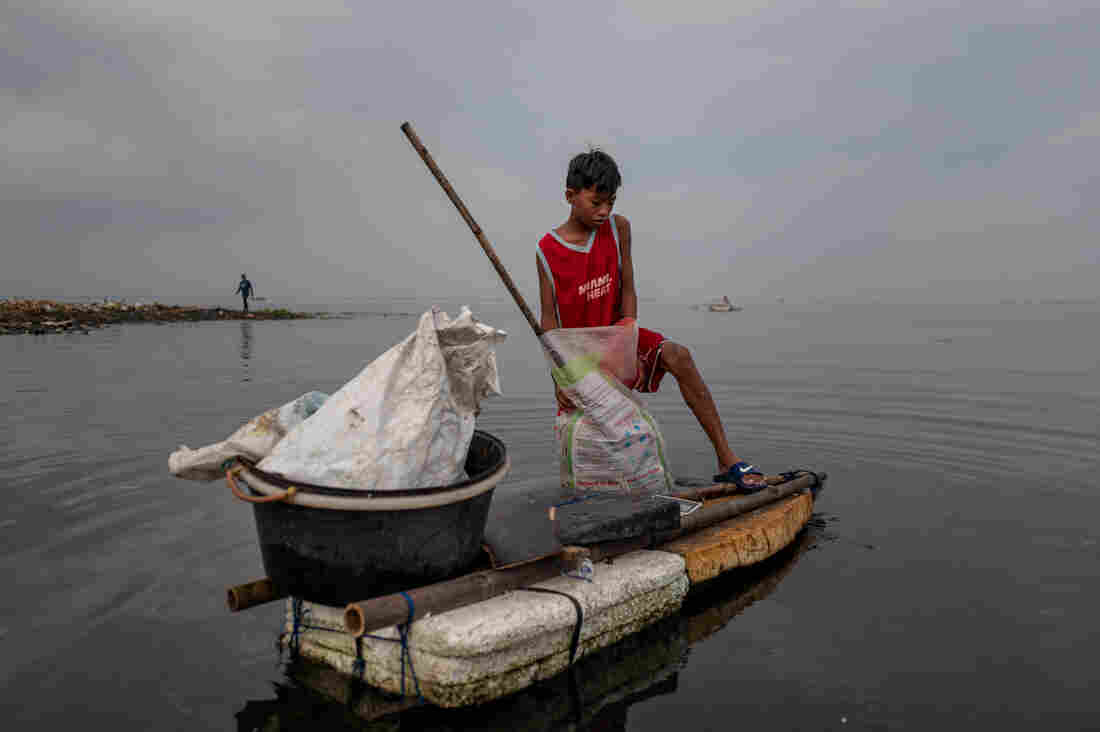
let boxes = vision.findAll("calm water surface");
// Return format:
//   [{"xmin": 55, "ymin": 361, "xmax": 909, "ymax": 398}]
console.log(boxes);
[{"xmin": 2, "ymin": 301, "xmax": 1097, "ymax": 730}]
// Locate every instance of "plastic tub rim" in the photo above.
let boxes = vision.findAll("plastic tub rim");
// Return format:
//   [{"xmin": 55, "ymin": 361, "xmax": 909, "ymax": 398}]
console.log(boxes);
[
  {"xmin": 237, "ymin": 430, "xmax": 509, "ymax": 511},
  {"xmin": 241, "ymin": 430, "xmax": 506, "ymax": 498},
  {"xmin": 238, "ymin": 456, "xmax": 508, "ymax": 511}
]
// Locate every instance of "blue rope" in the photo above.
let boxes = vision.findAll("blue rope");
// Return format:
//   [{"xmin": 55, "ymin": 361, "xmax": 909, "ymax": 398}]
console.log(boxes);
[
  {"xmin": 288, "ymin": 597, "xmax": 307, "ymax": 656},
  {"xmin": 395, "ymin": 591, "xmax": 422, "ymax": 701},
  {"xmin": 285, "ymin": 594, "xmax": 423, "ymax": 701},
  {"xmin": 352, "ymin": 636, "xmax": 365, "ymax": 678},
  {"xmin": 552, "ymin": 493, "xmax": 598, "ymax": 509}
]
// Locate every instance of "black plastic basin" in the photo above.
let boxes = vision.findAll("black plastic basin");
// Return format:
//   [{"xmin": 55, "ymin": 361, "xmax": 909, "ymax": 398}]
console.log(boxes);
[{"xmin": 238, "ymin": 430, "xmax": 508, "ymax": 606}]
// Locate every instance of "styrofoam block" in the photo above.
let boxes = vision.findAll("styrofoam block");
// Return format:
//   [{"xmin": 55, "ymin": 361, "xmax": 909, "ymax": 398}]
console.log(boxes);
[{"xmin": 284, "ymin": 549, "xmax": 688, "ymax": 706}]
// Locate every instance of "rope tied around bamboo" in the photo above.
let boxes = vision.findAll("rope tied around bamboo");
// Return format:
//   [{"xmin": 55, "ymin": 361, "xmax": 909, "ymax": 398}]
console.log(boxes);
[{"xmin": 287, "ymin": 592, "xmax": 425, "ymax": 701}]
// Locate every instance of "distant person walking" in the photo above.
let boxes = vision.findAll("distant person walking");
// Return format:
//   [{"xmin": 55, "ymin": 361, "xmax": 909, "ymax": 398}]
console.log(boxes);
[{"xmin": 235, "ymin": 274, "xmax": 255, "ymax": 313}]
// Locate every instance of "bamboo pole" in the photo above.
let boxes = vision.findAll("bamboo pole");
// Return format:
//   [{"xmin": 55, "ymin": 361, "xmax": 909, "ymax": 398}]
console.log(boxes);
[
  {"xmin": 345, "ymin": 554, "xmax": 556, "ymax": 636},
  {"xmin": 669, "ymin": 473, "xmax": 788, "ymax": 502},
  {"xmin": 401, "ymin": 122, "xmax": 543, "ymax": 338},
  {"xmin": 677, "ymin": 475, "xmax": 821, "ymax": 535},
  {"xmin": 344, "ymin": 472, "xmax": 823, "ymax": 636},
  {"xmin": 227, "ymin": 577, "xmax": 287, "ymax": 612},
  {"xmin": 400, "ymin": 122, "xmax": 564, "ymax": 366}
]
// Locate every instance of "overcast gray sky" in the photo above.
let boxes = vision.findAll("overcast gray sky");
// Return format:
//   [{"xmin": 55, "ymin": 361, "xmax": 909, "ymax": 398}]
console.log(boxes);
[{"xmin": 3, "ymin": 1, "xmax": 1097, "ymax": 304}]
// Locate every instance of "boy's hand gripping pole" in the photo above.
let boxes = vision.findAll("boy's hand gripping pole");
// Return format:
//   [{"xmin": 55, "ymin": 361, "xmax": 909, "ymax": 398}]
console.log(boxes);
[{"xmin": 400, "ymin": 122, "xmax": 564, "ymax": 367}]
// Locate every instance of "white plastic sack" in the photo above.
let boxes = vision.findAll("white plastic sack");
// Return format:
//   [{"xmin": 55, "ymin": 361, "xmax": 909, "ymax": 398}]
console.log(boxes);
[
  {"xmin": 168, "ymin": 391, "xmax": 329, "ymax": 481},
  {"xmin": 257, "ymin": 307, "xmax": 506, "ymax": 490},
  {"xmin": 544, "ymin": 319, "xmax": 673, "ymax": 497}
]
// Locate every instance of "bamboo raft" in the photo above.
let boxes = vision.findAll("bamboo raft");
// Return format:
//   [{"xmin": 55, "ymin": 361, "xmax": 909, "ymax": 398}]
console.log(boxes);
[
  {"xmin": 247, "ymin": 525, "xmax": 820, "ymax": 729},
  {"xmin": 263, "ymin": 472, "xmax": 823, "ymax": 708}
]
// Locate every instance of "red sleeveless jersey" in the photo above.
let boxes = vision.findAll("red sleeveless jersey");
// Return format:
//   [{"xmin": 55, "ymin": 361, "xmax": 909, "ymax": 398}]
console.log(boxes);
[{"xmin": 536, "ymin": 216, "xmax": 622, "ymax": 328}]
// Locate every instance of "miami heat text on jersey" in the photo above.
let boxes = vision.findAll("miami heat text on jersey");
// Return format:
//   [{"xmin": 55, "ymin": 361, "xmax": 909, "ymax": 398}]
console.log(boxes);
[{"xmin": 536, "ymin": 216, "xmax": 622, "ymax": 328}]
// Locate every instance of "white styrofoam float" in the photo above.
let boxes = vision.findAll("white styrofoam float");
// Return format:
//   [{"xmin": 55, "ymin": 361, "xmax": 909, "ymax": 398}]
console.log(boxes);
[{"xmin": 283, "ymin": 550, "xmax": 688, "ymax": 708}]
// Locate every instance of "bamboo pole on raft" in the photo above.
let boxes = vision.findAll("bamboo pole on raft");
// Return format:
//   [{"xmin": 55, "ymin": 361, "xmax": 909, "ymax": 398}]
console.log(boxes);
[
  {"xmin": 670, "ymin": 472, "xmax": 789, "ymax": 502},
  {"xmin": 227, "ymin": 577, "xmax": 287, "ymax": 612},
  {"xmin": 400, "ymin": 122, "xmax": 564, "ymax": 366}
]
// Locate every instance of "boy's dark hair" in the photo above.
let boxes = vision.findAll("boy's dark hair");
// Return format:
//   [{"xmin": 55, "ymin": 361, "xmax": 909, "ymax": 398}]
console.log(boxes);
[{"xmin": 566, "ymin": 149, "xmax": 621, "ymax": 194}]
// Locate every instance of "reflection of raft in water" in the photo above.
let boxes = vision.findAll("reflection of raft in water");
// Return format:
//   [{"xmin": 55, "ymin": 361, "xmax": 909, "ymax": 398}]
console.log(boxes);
[
  {"xmin": 272, "ymin": 471, "xmax": 825, "ymax": 709},
  {"xmin": 241, "ymin": 519, "xmax": 822, "ymax": 729}
]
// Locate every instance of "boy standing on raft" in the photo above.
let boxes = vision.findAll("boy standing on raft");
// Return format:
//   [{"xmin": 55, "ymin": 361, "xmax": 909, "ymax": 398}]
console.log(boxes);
[{"xmin": 536, "ymin": 150, "xmax": 766, "ymax": 492}]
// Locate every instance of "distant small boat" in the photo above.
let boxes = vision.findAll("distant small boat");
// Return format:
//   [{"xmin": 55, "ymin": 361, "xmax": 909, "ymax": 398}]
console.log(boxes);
[{"xmin": 707, "ymin": 296, "xmax": 742, "ymax": 312}]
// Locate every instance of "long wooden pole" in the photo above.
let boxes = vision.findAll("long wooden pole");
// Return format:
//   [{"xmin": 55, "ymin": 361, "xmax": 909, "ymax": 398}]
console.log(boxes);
[
  {"xmin": 400, "ymin": 122, "xmax": 548, "ymax": 339},
  {"xmin": 344, "ymin": 472, "xmax": 822, "ymax": 636}
]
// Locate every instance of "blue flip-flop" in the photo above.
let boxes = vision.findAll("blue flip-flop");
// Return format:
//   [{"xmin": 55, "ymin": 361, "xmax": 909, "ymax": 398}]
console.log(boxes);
[{"xmin": 713, "ymin": 461, "xmax": 767, "ymax": 494}]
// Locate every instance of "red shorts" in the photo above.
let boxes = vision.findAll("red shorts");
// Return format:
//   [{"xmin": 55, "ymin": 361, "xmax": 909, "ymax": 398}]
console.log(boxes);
[{"xmin": 633, "ymin": 327, "xmax": 668, "ymax": 393}]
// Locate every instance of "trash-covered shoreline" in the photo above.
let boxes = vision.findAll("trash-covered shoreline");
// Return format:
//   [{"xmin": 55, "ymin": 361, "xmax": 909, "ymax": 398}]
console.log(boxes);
[{"xmin": 0, "ymin": 298, "xmax": 314, "ymax": 335}]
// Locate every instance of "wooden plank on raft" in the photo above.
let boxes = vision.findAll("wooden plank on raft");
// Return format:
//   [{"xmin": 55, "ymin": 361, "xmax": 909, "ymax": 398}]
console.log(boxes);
[{"xmin": 658, "ymin": 491, "xmax": 814, "ymax": 585}]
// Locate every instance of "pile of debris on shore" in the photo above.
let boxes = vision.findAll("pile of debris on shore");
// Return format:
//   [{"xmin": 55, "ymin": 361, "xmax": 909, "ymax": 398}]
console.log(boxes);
[{"xmin": 0, "ymin": 299, "xmax": 313, "ymax": 336}]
